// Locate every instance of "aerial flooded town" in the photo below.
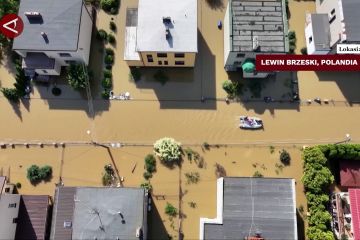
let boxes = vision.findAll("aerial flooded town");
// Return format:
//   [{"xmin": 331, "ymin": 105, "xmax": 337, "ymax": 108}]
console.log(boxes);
[{"xmin": 1, "ymin": 0, "xmax": 360, "ymax": 239}]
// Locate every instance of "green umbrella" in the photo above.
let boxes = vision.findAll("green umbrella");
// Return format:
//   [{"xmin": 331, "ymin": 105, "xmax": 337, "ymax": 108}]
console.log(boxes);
[{"xmin": 241, "ymin": 61, "xmax": 255, "ymax": 73}]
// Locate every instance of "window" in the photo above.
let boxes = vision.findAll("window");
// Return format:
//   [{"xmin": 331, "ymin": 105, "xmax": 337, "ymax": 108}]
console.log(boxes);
[
  {"xmin": 236, "ymin": 53, "xmax": 245, "ymax": 58},
  {"xmin": 175, "ymin": 53, "xmax": 185, "ymax": 58},
  {"xmin": 8, "ymin": 203, "xmax": 16, "ymax": 208},
  {"xmin": 329, "ymin": 15, "xmax": 336, "ymax": 24},
  {"xmin": 164, "ymin": 61, "xmax": 168, "ymax": 65},
  {"xmin": 234, "ymin": 61, "xmax": 242, "ymax": 65},
  {"xmin": 65, "ymin": 60, "xmax": 76, "ymax": 65},
  {"xmin": 309, "ymin": 37, "xmax": 313, "ymax": 44},
  {"xmin": 146, "ymin": 54, "xmax": 153, "ymax": 63},
  {"xmin": 5, "ymin": 187, "xmax": 10, "ymax": 193},
  {"xmin": 58, "ymin": 53, "xmax": 71, "ymax": 57},
  {"xmin": 157, "ymin": 53, "xmax": 167, "ymax": 58},
  {"xmin": 175, "ymin": 61, "xmax": 184, "ymax": 65},
  {"xmin": 331, "ymin": 9, "xmax": 335, "ymax": 15},
  {"xmin": 42, "ymin": 70, "xmax": 48, "ymax": 74},
  {"xmin": 158, "ymin": 61, "xmax": 162, "ymax": 65}
]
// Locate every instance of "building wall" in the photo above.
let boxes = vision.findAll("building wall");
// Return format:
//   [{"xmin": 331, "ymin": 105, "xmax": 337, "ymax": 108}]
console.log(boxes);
[
  {"xmin": 224, "ymin": 3, "xmax": 231, "ymax": 67},
  {"xmin": 139, "ymin": 52, "xmax": 196, "ymax": 67},
  {"xmin": 316, "ymin": 0, "xmax": 343, "ymax": 46},
  {"xmin": 305, "ymin": 22, "xmax": 330, "ymax": 55},
  {"xmin": 77, "ymin": 4, "xmax": 93, "ymax": 65}
]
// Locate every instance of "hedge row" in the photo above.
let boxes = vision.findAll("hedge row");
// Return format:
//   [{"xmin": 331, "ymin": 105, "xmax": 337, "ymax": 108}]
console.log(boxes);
[
  {"xmin": 302, "ymin": 144, "xmax": 360, "ymax": 240},
  {"xmin": 302, "ymin": 147, "xmax": 334, "ymax": 240}
]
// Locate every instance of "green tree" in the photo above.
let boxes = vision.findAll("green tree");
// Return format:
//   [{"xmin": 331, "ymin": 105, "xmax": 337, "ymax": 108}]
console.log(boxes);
[
  {"xmin": 302, "ymin": 166, "xmax": 334, "ymax": 193},
  {"xmin": 66, "ymin": 64, "xmax": 88, "ymax": 90},
  {"xmin": 39, "ymin": 165, "xmax": 52, "ymax": 180},
  {"xmin": 307, "ymin": 226, "xmax": 335, "ymax": 240},
  {"xmin": 1, "ymin": 88, "xmax": 19, "ymax": 102},
  {"xmin": 27, "ymin": 165, "xmax": 41, "ymax": 183},
  {"xmin": 144, "ymin": 154, "xmax": 156, "ymax": 173},
  {"xmin": 279, "ymin": 149, "xmax": 291, "ymax": 165}
]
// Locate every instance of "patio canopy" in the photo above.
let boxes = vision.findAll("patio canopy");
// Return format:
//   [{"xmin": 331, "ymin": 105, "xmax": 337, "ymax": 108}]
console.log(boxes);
[{"xmin": 241, "ymin": 61, "xmax": 255, "ymax": 73}]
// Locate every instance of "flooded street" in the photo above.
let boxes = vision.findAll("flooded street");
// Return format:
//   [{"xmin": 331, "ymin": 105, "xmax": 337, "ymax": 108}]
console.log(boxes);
[{"xmin": 1, "ymin": 0, "xmax": 360, "ymax": 238}]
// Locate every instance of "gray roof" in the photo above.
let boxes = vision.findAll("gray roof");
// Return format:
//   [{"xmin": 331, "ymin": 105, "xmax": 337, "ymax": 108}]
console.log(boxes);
[
  {"xmin": 13, "ymin": 0, "xmax": 84, "ymax": 51},
  {"xmin": 310, "ymin": 14, "xmax": 331, "ymax": 51},
  {"xmin": 22, "ymin": 52, "xmax": 55, "ymax": 69},
  {"xmin": 230, "ymin": 0, "xmax": 287, "ymax": 52},
  {"xmin": 136, "ymin": 0, "xmax": 198, "ymax": 53},
  {"xmin": 51, "ymin": 187, "xmax": 146, "ymax": 240},
  {"xmin": 0, "ymin": 194, "xmax": 21, "ymax": 240},
  {"xmin": 204, "ymin": 178, "xmax": 297, "ymax": 240},
  {"xmin": 342, "ymin": 0, "xmax": 360, "ymax": 42}
]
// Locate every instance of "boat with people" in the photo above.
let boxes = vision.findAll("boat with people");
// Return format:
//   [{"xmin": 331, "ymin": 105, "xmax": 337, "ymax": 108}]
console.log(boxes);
[{"xmin": 239, "ymin": 116, "xmax": 263, "ymax": 129}]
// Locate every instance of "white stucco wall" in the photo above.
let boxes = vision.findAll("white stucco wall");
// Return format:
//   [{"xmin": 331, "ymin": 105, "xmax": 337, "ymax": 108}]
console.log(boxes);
[
  {"xmin": 224, "ymin": 3, "xmax": 230, "ymax": 67},
  {"xmin": 316, "ymin": 0, "xmax": 344, "ymax": 46},
  {"xmin": 77, "ymin": 4, "xmax": 93, "ymax": 65}
]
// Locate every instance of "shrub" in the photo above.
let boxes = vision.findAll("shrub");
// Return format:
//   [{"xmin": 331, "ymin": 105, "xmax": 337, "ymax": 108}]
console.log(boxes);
[
  {"xmin": 153, "ymin": 138, "xmax": 181, "ymax": 163},
  {"xmin": 289, "ymin": 44, "xmax": 296, "ymax": 54},
  {"xmin": 165, "ymin": 202, "xmax": 177, "ymax": 217},
  {"xmin": 288, "ymin": 31, "xmax": 296, "ymax": 40},
  {"xmin": 308, "ymin": 210, "xmax": 332, "ymax": 229},
  {"xmin": 140, "ymin": 181, "xmax": 152, "ymax": 191},
  {"xmin": 222, "ymin": 80, "xmax": 243, "ymax": 98},
  {"xmin": 306, "ymin": 226, "xmax": 335, "ymax": 240},
  {"xmin": 39, "ymin": 165, "xmax": 52, "ymax": 180},
  {"xmin": 105, "ymin": 48, "xmax": 114, "ymax": 56},
  {"xmin": 16, "ymin": 182, "xmax": 21, "ymax": 189},
  {"xmin": 102, "ymin": 78, "xmax": 112, "ymax": 89},
  {"xmin": 96, "ymin": 29, "xmax": 107, "ymax": 40},
  {"xmin": 302, "ymin": 166, "xmax": 334, "ymax": 193},
  {"xmin": 143, "ymin": 172, "xmax": 152, "ymax": 180},
  {"xmin": 67, "ymin": 64, "xmax": 88, "ymax": 90},
  {"xmin": 154, "ymin": 70, "xmax": 169, "ymax": 85},
  {"xmin": 102, "ymin": 172, "xmax": 113, "ymax": 186},
  {"xmin": 280, "ymin": 149, "xmax": 291, "ymax": 165},
  {"xmin": 101, "ymin": 89, "xmax": 110, "ymax": 99},
  {"xmin": 1, "ymin": 88, "xmax": 19, "ymax": 102},
  {"xmin": 100, "ymin": 0, "xmax": 119, "ymax": 13},
  {"xmin": 27, "ymin": 165, "xmax": 52, "ymax": 183},
  {"xmin": 104, "ymin": 55, "xmax": 114, "ymax": 65},
  {"xmin": 253, "ymin": 171, "xmax": 263, "ymax": 178},
  {"xmin": 214, "ymin": 163, "xmax": 227, "ymax": 178},
  {"xmin": 27, "ymin": 165, "xmax": 41, "ymax": 183},
  {"xmin": 188, "ymin": 201, "xmax": 197, "ymax": 208},
  {"xmin": 301, "ymin": 47, "xmax": 307, "ymax": 55},
  {"xmin": 269, "ymin": 146, "xmax": 275, "ymax": 154},
  {"xmin": 107, "ymin": 34, "xmax": 116, "ymax": 44},
  {"xmin": 185, "ymin": 172, "xmax": 200, "ymax": 184},
  {"xmin": 203, "ymin": 142, "xmax": 210, "ymax": 150},
  {"xmin": 110, "ymin": 21, "xmax": 117, "ymax": 31},
  {"xmin": 144, "ymin": 154, "xmax": 156, "ymax": 173},
  {"xmin": 103, "ymin": 69, "xmax": 112, "ymax": 78}
]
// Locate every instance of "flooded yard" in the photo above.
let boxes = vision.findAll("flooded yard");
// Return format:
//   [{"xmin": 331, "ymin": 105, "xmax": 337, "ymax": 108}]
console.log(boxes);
[{"xmin": 0, "ymin": 145, "xmax": 307, "ymax": 239}]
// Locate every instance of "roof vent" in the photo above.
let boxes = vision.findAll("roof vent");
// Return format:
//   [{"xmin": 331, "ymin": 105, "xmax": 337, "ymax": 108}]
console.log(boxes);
[
  {"xmin": 252, "ymin": 36, "xmax": 259, "ymax": 51},
  {"xmin": 163, "ymin": 17, "xmax": 171, "ymax": 24},
  {"xmin": 63, "ymin": 221, "xmax": 72, "ymax": 229},
  {"xmin": 24, "ymin": 11, "xmax": 41, "ymax": 17}
]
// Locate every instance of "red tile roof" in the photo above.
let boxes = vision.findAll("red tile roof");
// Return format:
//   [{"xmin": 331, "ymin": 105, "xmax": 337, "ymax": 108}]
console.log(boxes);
[
  {"xmin": 349, "ymin": 189, "xmax": 360, "ymax": 240},
  {"xmin": 340, "ymin": 160, "xmax": 360, "ymax": 187}
]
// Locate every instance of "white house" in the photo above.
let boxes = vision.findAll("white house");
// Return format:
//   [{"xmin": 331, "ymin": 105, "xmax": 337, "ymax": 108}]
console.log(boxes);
[
  {"xmin": 12, "ymin": 0, "xmax": 93, "ymax": 77},
  {"xmin": 305, "ymin": 0, "xmax": 360, "ymax": 55},
  {"xmin": 124, "ymin": 0, "xmax": 198, "ymax": 67},
  {"xmin": 223, "ymin": 0, "xmax": 288, "ymax": 78}
]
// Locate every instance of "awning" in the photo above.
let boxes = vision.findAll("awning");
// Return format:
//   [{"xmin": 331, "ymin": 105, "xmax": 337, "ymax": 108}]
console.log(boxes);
[{"xmin": 242, "ymin": 61, "xmax": 255, "ymax": 73}]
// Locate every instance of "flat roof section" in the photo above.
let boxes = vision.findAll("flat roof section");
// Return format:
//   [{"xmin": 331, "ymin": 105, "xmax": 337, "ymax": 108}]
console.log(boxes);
[
  {"xmin": 231, "ymin": 0, "xmax": 287, "ymax": 52},
  {"xmin": 203, "ymin": 177, "xmax": 297, "ymax": 240},
  {"xmin": 136, "ymin": 0, "xmax": 197, "ymax": 53},
  {"xmin": 310, "ymin": 14, "xmax": 331, "ymax": 51}
]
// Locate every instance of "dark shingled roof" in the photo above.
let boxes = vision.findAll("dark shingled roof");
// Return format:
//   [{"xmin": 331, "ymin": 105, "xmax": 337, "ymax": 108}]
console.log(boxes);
[
  {"xmin": 204, "ymin": 177, "xmax": 297, "ymax": 240},
  {"xmin": 230, "ymin": 0, "xmax": 287, "ymax": 52},
  {"xmin": 13, "ymin": 0, "xmax": 84, "ymax": 51},
  {"xmin": 340, "ymin": 160, "xmax": 360, "ymax": 187},
  {"xmin": 50, "ymin": 187, "xmax": 76, "ymax": 240},
  {"xmin": 15, "ymin": 195, "xmax": 50, "ymax": 240},
  {"xmin": 342, "ymin": 0, "xmax": 360, "ymax": 42}
]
